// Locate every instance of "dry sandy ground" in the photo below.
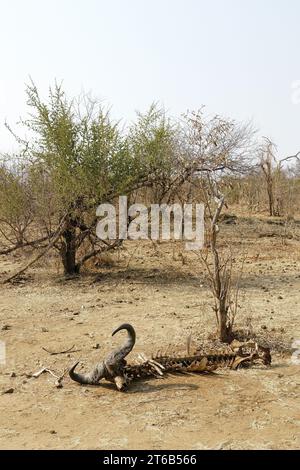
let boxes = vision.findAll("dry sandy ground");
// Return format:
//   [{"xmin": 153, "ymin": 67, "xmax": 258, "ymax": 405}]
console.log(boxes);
[{"xmin": 0, "ymin": 216, "xmax": 299, "ymax": 449}]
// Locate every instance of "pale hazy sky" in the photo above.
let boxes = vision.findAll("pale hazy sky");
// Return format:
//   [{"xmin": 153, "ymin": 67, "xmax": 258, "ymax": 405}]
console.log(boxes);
[{"xmin": 1, "ymin": 0, "xmax": 300, "ymax": 156}]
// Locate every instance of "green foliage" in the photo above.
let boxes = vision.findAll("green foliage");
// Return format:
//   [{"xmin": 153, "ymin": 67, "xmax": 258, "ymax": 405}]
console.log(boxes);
[
  {"xmin": 20, "ymin": 84, "xmax": 175, "ymax": 218},
  {"xmin": 129, "ymin": 103, "xmax": 176, "ymax": 177},
  {"xmin": 24, "ymin": 82, "xmax": 128, "ymax": 214}
]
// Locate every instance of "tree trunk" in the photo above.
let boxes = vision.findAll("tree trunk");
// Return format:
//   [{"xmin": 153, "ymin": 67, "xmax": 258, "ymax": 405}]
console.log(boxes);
[
  {"xmin": 267, "ymin": 183, "xmax": 274, "ymax": 216},
  {"xmin": 60, "ymin": 225, "xmax": 79, "ymax": 275},
  {"xmin": 218, "ymin": 301, "xmax": 232, "ymax": 343}
]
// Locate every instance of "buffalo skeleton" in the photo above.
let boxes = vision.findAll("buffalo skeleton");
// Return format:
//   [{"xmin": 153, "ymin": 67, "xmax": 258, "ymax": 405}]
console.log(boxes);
[{"xmin": 69, "ymin": 323, "xmax": 271, "ymax": 391}]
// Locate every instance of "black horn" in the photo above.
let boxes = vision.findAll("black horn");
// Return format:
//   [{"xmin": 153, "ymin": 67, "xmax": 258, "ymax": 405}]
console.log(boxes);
[
  {"xmin": 105, "ymin": 323, "xmax": 136, "ymax": 366},
  {"xmin": 112, "ymin": 323, "xmax": 136, "ymax": 354},
  {"xmin": 69, "ymin": 361, "xmax": 106, "ymax": 385}
]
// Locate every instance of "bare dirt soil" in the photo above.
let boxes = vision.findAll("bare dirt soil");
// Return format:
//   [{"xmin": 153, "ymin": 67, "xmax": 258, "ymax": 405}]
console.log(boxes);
[{"xmin": 0, "ymin": 216, "xmax": 299, "ymax": 449}]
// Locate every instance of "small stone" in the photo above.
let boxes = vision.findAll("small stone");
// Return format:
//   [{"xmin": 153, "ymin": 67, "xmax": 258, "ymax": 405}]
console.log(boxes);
[
  {"xmin": 1, "ymin": 325, "xmax": 11, "ymax": 331},
  {"xmin": 10, "ymin": 372, "xmax": 16, "ymax": 378},
  {"xmin": 93, "ymin": 343, "xmax": 100, "ymax": 350},
  {"xmin": 278, "ymin": 296, "xmax": 283, "ymax": 300},
  {"xmin": 41, "ymin": 327, "xmax": 48, "ymax": 333},
  {"xmin": 2, "ymin": 388, "xmax": 14, "ymax": 394},
  {"xmin": 50, "ymin": 430, "xmax": 57, "ymax": 435},
  {"xmin": 261, "ymin": 325, "xmax": 267, "ymax": 330}
]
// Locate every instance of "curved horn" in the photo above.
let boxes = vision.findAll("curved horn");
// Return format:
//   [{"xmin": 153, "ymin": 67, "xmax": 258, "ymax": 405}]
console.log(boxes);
[
  {"xmin": 112, "ymin": 323, "xmax": 136, "ymax": 357},
  {"xmin": 105, "ymin": 323, "xmax": 136, "ymax": 366},
  {"xmin": 69, "ymin": 361, "xmax": 105, "ymax": 385}
]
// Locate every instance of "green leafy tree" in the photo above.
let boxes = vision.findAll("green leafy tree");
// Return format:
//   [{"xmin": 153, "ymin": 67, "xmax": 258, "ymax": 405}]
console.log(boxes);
[{"xmin": 4, "ymin": 83, "xmax": 176, "ymax": 276}]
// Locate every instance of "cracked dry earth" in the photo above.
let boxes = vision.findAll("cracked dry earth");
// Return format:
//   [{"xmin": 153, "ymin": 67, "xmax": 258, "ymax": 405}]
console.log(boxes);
[{"xmin": 0, "ymin": 218, "xmax": 299, "ymax": 449}]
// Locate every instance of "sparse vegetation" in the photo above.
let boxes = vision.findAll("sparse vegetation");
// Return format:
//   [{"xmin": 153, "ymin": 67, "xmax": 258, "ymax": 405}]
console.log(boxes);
[{"xmin": 0, "ymin": 82, "xmax": 299, "ymax": 451}]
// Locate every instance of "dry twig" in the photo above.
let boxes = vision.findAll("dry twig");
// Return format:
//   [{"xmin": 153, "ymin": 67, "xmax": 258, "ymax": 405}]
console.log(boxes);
[{"xmin": 42, "ymin": 345, "xmax": 79, "ymax": 356}]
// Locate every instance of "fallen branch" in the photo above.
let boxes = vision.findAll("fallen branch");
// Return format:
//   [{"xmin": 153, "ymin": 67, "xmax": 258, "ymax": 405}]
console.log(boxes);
[
  {"xmin": 42, "ymin": 345, "xmax": 79, "ymax": 355},
  {"xmin": 31, "ymin": 366, "xmax": 68, "ymax": 388}
]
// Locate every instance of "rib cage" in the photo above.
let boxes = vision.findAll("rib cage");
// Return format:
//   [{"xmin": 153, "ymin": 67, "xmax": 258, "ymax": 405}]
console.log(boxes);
[{"xmin": 122, "ymin": 351, "xmax": 266, "ymax": 387}]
